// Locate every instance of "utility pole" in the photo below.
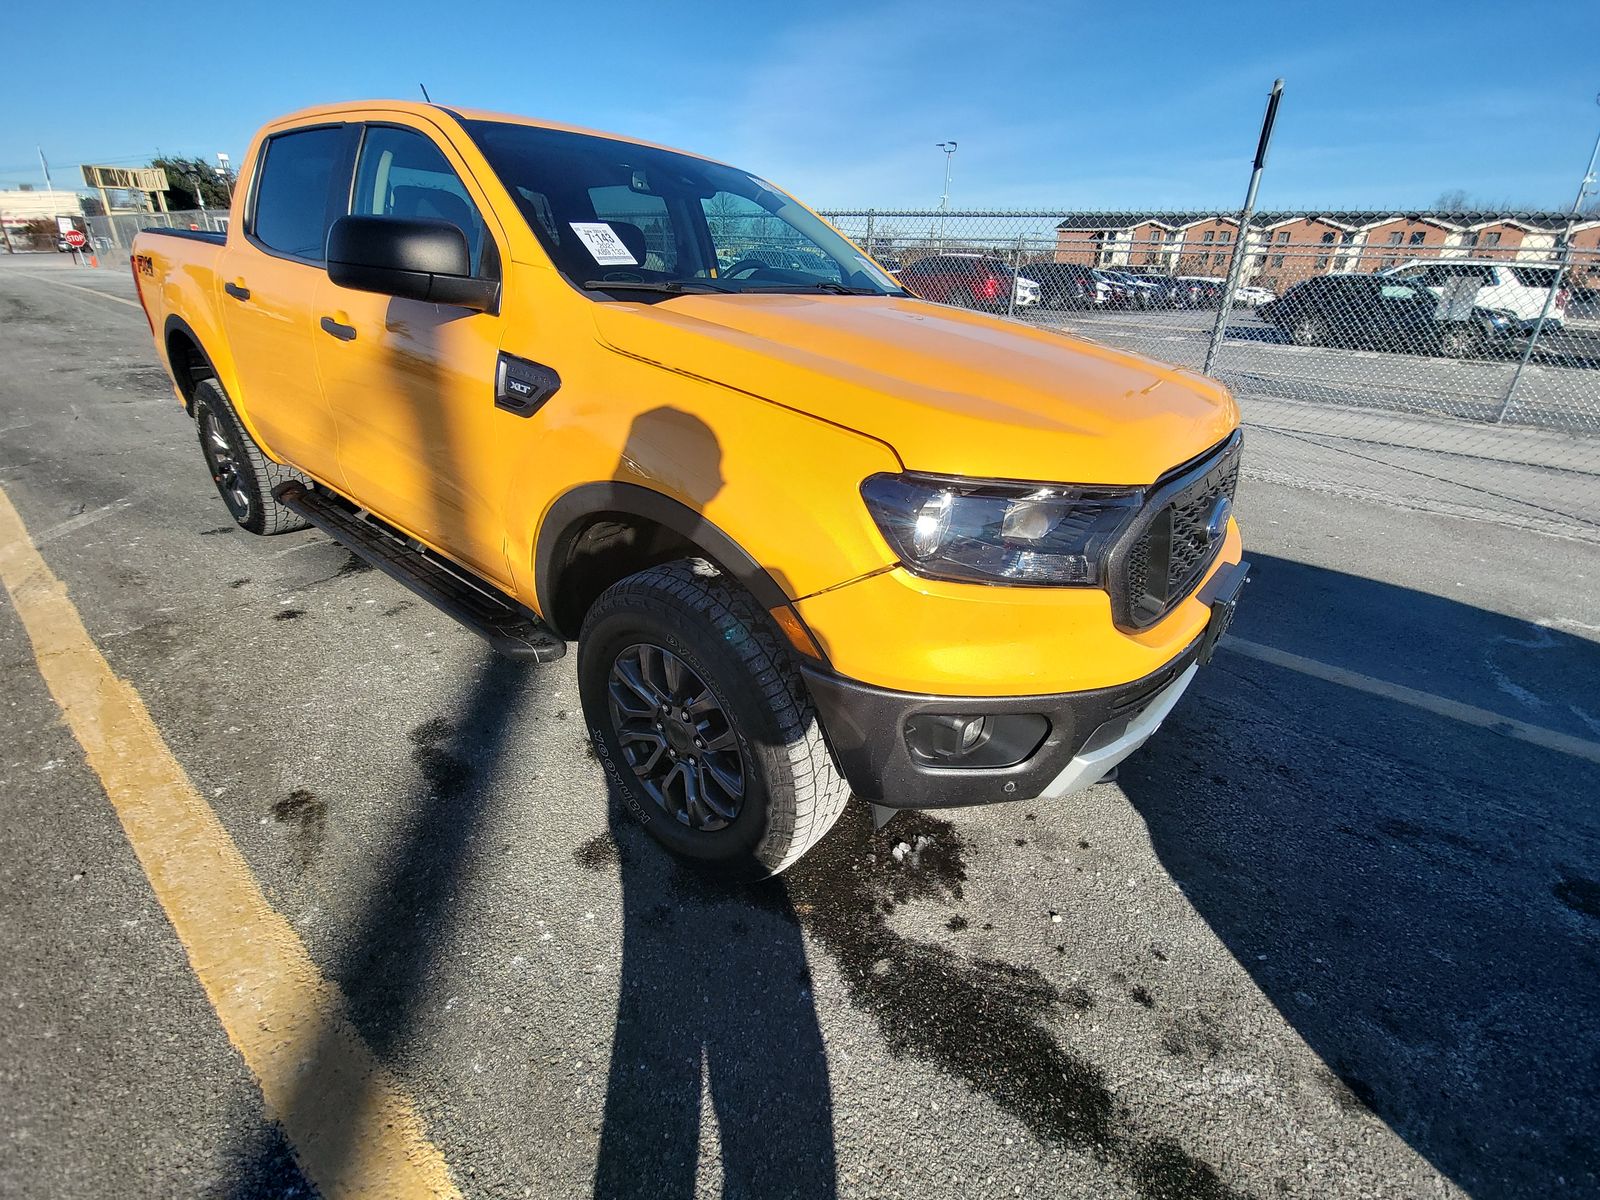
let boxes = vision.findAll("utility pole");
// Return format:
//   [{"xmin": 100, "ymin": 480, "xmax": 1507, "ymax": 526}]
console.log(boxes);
[
  {"xmin": 38, "ymin": 147, "xmax": 54, "ymax": 191},
  {"xmin": 1203, "ymin": 79, "xmax": 1284, "ymax": 377},
  {"xmin": 936, "ymin": 141, "xmax": 957, "ymax": 247}
]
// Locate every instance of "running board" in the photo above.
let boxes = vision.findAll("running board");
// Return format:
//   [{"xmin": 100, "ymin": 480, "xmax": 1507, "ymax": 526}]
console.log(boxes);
[{"xmin": 274, "ymin": 482, "xmax": 566, "ymax": 663}]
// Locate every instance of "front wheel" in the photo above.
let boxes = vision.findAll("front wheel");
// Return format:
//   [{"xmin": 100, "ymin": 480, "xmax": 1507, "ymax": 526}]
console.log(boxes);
[{"xmin": 578, "ymin": 560, "xmax": 850, "ymax": 877}]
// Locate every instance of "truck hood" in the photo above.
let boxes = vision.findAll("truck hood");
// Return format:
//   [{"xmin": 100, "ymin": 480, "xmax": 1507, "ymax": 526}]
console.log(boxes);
[{"xmin": 590, "ymin": 293, "xmax": 1238, "ymax": 484}]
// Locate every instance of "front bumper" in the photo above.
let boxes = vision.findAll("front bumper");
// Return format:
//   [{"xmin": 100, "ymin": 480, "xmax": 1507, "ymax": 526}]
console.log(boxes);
[{"xmin": 803, "ymin": 559, "xmax": 1248, "ymax": 808}]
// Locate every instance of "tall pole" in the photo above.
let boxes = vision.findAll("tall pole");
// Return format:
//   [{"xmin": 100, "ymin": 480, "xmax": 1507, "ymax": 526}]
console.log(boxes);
[
  {"xmin": 1498, "ymin": 91, "xmax": 1600, "ymax": 424},
  {"xmin": 38, "ymin": 147, "xmax": 54, "ymax": 191},
  {"xmin": 1203, "ymin": 79, "xmax": 1284, "ymax": 377},
  {"xmin": 936, "ymin": 141, "xmax": 957, "ymax": 247}
]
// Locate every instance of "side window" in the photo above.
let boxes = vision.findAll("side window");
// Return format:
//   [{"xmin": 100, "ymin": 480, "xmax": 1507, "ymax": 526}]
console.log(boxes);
[
  {"xmin": 252, "ymin": 126, "xmax": 346, "ymax": 261},
  {"xmin": 352, "ymin": 125, "xmax": 492, "ymax": 275}
]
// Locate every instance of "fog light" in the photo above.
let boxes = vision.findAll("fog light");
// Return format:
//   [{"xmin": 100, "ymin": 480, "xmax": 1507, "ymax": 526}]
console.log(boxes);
[{"xmin": 904, "ymin": 712, "xmax": 1050, "ymax": 768}]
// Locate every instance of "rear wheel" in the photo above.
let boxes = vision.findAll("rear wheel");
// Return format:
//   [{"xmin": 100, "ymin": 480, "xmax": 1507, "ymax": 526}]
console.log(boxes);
[
  {"xmin": 578, "ymin": 560, "xmax": 850, "ymax": 877},
  {"xmin": 1438, "ymin": 323, "xmax": 1482, "ymax": 359},
  {"xmin": 1290, "ymin": 315, "xmax": 1327, "ymax": 346},
  {"xmin": 192, "ymin": 377, "xmax": 307, "ymax": 535}
]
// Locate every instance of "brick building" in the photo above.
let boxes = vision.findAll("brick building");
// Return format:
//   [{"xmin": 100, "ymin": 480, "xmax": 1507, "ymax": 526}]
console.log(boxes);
[{"xmin": 1052, "ymin": 210, "xmax": 1595, "ymax": 290}]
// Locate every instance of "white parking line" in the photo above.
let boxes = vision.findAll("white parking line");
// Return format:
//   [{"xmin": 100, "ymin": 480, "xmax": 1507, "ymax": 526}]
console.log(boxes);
[
  {"xmin": 13, "ymin": 272, "xmax": 143, "ymax": 310},
  {"xmin": 1221, "ymin": 635, "xmax": 1600, "ymax": 765},
  {"xmin": 32, "ymin": 498, "xmax": 134, "ymax": 546}
]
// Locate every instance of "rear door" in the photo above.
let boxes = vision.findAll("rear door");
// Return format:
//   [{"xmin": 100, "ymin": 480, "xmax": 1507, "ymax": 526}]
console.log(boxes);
[
  {"xmin": 217, "ymin": 124, "xmax": 351, "ymax": 482},
  {"xmin": 312, "ymin": 119, "xmax": 515, "ymax": 587}
]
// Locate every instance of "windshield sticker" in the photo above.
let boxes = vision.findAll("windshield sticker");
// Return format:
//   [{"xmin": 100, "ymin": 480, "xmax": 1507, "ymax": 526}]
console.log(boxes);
[
  {"xmin": 569, "ymin": 222, "xmax": 637, "ymax": 266},
  {"xmin": 853, "ymin": 255, "xmax": 897, "ymax": 289}
]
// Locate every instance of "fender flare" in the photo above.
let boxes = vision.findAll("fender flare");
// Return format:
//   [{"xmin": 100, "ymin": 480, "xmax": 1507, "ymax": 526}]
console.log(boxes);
[
  {"xmin": 534, "ymin": 481, "xmax": 794, "ymax": 640},
  {"xmin": 161, "ymin": 314, "xmax": 218, "ymax": 414}
]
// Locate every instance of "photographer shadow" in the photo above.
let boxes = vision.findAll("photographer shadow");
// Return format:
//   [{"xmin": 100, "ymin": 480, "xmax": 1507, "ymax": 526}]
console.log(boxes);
[{"xmin": 580, "ymin": 801, "xmax": 836, "ymax": 1200}]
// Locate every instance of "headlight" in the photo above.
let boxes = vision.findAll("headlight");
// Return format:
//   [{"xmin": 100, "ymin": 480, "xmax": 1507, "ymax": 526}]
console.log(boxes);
[{"xmin": 860, "ymin": 472, "xmax": 1143, "ymax": 586}]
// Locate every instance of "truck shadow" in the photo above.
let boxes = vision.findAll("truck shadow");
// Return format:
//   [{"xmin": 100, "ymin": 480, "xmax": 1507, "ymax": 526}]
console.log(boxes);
[
  {"xmin": 223, "ymin": 652, "xmax": 535, "ymax": 1199},
  {"xmin": 1117, "ymin": 554, "xmax": 1600, "ymax": 1198}
]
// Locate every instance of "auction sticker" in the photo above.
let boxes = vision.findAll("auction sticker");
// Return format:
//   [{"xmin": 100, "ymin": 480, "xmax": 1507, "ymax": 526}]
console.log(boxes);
[{"xmin": 570, "ymin": 222, "xmax": 638, "ymax": 266}]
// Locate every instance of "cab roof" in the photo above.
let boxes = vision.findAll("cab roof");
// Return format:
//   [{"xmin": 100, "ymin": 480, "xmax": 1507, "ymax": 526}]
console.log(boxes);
[{"xmin": 264, "ymin": 100, "xmax": 722, "ymax": 165}]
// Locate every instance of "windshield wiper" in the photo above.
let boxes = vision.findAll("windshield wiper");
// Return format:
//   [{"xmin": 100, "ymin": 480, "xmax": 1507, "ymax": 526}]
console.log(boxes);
[
  {"xmin": 582, "ymin": 279, "xmax": 731, "ymax": 295},
  {"xmin": 738, "ymin": 281, "xmax": 899, "ymax": 296}
]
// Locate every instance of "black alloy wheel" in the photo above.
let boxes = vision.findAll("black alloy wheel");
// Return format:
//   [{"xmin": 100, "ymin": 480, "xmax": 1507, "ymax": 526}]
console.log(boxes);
[{"xmin": 606, "ymin": 641, "xmax": 746, "ymax": 831}]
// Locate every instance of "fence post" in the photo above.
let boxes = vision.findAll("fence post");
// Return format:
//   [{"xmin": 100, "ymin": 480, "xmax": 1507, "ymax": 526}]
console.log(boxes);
[
  {"xmin": 1204, "ymin": 78, "xmax": 1284, "ymax": 378},
  {"xmin": 864, "ymin": 210, "xmax": 875, "ymax": 256},
  {"xmin": 1496, "ymin": 124, "xmax": 1600, "ymax": 424},
  {"xmin": 1008, "ymin": 232, "xmax": 1023, "ymax": 317}
]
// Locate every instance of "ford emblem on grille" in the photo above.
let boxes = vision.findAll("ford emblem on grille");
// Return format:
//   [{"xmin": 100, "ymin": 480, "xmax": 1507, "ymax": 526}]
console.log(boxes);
[{"xmin": 1202, "ymin": 494, "xmax": 1233, "ymax": 546}]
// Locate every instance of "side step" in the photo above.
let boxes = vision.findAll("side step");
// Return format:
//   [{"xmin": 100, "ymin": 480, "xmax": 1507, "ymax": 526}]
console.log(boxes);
[{"xmin": 274, "ymin": 482, "xmax": 566, "ymax": 663}]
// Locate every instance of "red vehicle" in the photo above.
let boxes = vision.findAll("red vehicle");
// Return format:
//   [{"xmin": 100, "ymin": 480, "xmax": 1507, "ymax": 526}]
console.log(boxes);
[{"xmin": 899, "ymin": 253, "xmax": 1036, "ymax": 312}]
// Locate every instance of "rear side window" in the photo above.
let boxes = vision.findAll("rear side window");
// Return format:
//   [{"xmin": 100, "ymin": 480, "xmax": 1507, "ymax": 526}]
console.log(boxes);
[
  {"xmin": 1509, "ymin": 265, "xmax": 1559, "ymax": 289},
  {"xmin": 251, "ymin": 126, "xmax": 345, "ymax": 261},
  {"xmin": 352, "ymin": 125, "xmax": 492, "ymax": 275}
]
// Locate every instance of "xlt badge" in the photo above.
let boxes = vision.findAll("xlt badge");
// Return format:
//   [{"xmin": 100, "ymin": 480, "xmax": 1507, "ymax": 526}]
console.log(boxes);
[{"xmin": 495, "ymin": 353, "xmax": 561, "ymax": 417}]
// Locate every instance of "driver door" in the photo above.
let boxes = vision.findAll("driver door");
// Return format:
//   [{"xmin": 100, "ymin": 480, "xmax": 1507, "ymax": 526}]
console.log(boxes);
[{"xmin": 312, "ymin": 119, "xmax": 516, "ymax": 587}]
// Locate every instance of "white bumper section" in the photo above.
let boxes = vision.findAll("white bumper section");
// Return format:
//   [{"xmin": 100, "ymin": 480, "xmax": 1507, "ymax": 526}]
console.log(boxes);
[{"xmin": 1035, "ymin": 663, "xmax": 1199, "ymax": 800}]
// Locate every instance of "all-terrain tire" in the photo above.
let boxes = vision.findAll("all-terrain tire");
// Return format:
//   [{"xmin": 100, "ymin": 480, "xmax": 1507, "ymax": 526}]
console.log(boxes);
[
  {"xmin": 578, "ymin": 560, "xmax": 850, "ymax": 877},
  {"xmin": 192, "ymin": 377, "xmax": 308, "ymax": 535}
]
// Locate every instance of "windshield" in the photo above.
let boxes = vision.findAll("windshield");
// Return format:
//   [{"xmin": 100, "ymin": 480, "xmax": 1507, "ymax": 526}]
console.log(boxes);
[{"xmin": 461, "ymin": 119, "xmax": 902, "ymax": 297}]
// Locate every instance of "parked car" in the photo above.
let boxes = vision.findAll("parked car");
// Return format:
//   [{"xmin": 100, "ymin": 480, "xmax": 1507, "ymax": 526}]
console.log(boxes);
[
  {"xmin": 1378, "ymin": 259, "xmax": 1567, "ymax": 332},
  {"xmin": 1019, "ymin": 261, "xmax": 1104, "ymax": 308},
  {"xmin": 1091, "ymin": 269, "xmax": 1144, "ymax": 308},
  {"xmin": 1099, "ymin": 270, "xmax": 1164, "ymax": 308},
  {"xmin": 130, "ymin": 100, "xmax": 1245, "ymax": 876},
  {"xmin": 901, "ymin": 253, "xmax": 1039, "ymax": 311},
  {"xmin": 1136, "ymin": 275, "xmax": 1194, "ymax": 308},
  {"xmin": 1258, "ymin": 275, "xmax": 1514, "ymax": 358},
  {"xmin": 1177, "ymin": 276, "xmax": 1226, "ymax": 308},
  {"xmin": 1233, "ymin": 284, "xmax": 1277, "ymax": 307}
]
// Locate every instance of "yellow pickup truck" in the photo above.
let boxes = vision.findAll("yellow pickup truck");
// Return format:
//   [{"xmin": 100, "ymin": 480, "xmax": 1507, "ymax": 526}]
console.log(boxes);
[{"xmin": 131, "ymin": 101, "xmax": 1247, "ymax": 875}]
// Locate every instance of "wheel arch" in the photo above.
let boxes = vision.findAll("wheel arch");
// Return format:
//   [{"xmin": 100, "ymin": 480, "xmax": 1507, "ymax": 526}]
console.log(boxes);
[
  {"xmin": 162, "ymin": 315, "xmax": 221, "ymax": 415},
  {"xmin": 533, "ymin": 482, "xmax": 801, "ymax": 645}
]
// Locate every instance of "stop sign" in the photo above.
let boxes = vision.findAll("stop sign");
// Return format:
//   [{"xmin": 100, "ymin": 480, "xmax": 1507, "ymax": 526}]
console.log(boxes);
[{"xmin": 64, "ymin": 229, "xmax": 87, "ymax": 248}]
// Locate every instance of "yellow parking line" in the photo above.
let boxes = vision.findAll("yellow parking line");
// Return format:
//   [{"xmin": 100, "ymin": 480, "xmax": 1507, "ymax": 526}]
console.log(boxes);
[{"xmin": 0, "ymin": 485, "xmax": 462, "ymax": 1200}]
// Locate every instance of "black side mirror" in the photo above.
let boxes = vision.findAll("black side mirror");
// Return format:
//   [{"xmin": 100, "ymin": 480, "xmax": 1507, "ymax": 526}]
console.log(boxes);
[{"xmin": 326, "ymin": 216, "xmax": 498, "ymax": 312}]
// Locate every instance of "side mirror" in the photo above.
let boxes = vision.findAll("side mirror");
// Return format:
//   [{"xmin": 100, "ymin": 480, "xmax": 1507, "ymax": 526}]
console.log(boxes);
[{"xmin": 326, "ymin": 216, "xmax": 498, "ymax": 312}]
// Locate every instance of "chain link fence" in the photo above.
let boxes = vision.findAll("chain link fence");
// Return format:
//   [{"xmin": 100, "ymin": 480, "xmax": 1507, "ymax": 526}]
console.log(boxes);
[
  {"xmin": 822, "ymin": 209, "xmax": 1600, "ymax": 541},
  {"xmin": 84, "ymin": 208, "xmax": 230, "ymax": 253}
]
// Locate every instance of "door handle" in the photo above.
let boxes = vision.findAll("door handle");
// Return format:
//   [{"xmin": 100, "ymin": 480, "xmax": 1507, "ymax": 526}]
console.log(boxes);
[
  {"xmin": 319, "ymin": 316, "xmax": 357, "ymax": 342},
  {"xmin": 223, "ymin": 281, "xmax": 250, "ymax": 302}
]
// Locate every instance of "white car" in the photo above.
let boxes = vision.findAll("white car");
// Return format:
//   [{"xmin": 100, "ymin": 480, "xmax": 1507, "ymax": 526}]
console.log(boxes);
[
  {"xmin": 1378, "ymin": 259, "xmax": 1566, "ymax": 330},
  {"xmin": 1233, "ymin": 284, "xmax": 1277, "ymax": 307},
  {"xmin": 1014, "ymin": 275, "xmax": 1041, "ymax": 308}
]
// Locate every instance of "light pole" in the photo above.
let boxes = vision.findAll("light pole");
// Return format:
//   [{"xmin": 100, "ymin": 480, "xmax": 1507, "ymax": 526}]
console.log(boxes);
[
  {"xmin": 215, "ymin": 153, "xmax": 234, "ymax": 210},
  {"xmin": 936, "ymin": 141, "xmax": 957, "ymax": 246}
]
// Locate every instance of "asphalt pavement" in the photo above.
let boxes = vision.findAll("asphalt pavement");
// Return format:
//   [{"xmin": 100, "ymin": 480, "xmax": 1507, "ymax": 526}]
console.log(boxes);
[
  {"xmin": 1033, "ymin": 305, "xmax": 1600, "ymax": 433},
  {"xmin": 2, "ymin": 253, "xmax": 1598, "ymax": 1200}
]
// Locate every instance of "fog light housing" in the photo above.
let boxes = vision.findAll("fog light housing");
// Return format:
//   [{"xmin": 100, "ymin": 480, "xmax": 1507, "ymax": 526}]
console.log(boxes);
[{"xmin": 904, "ymin": 712, "xmax": 1050, "ymax": 768}]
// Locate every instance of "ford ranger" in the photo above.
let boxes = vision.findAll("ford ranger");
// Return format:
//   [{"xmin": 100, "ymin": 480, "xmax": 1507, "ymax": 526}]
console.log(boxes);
[{"xmin": 131, "ymin": 101, "xmax": 1248, "ymax": 875}]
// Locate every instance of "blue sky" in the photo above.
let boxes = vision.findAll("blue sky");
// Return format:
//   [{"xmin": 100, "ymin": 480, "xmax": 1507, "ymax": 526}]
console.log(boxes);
[{"xmin": 2, "ymin": 0, "xmax": 1597, "ymax": 213}]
